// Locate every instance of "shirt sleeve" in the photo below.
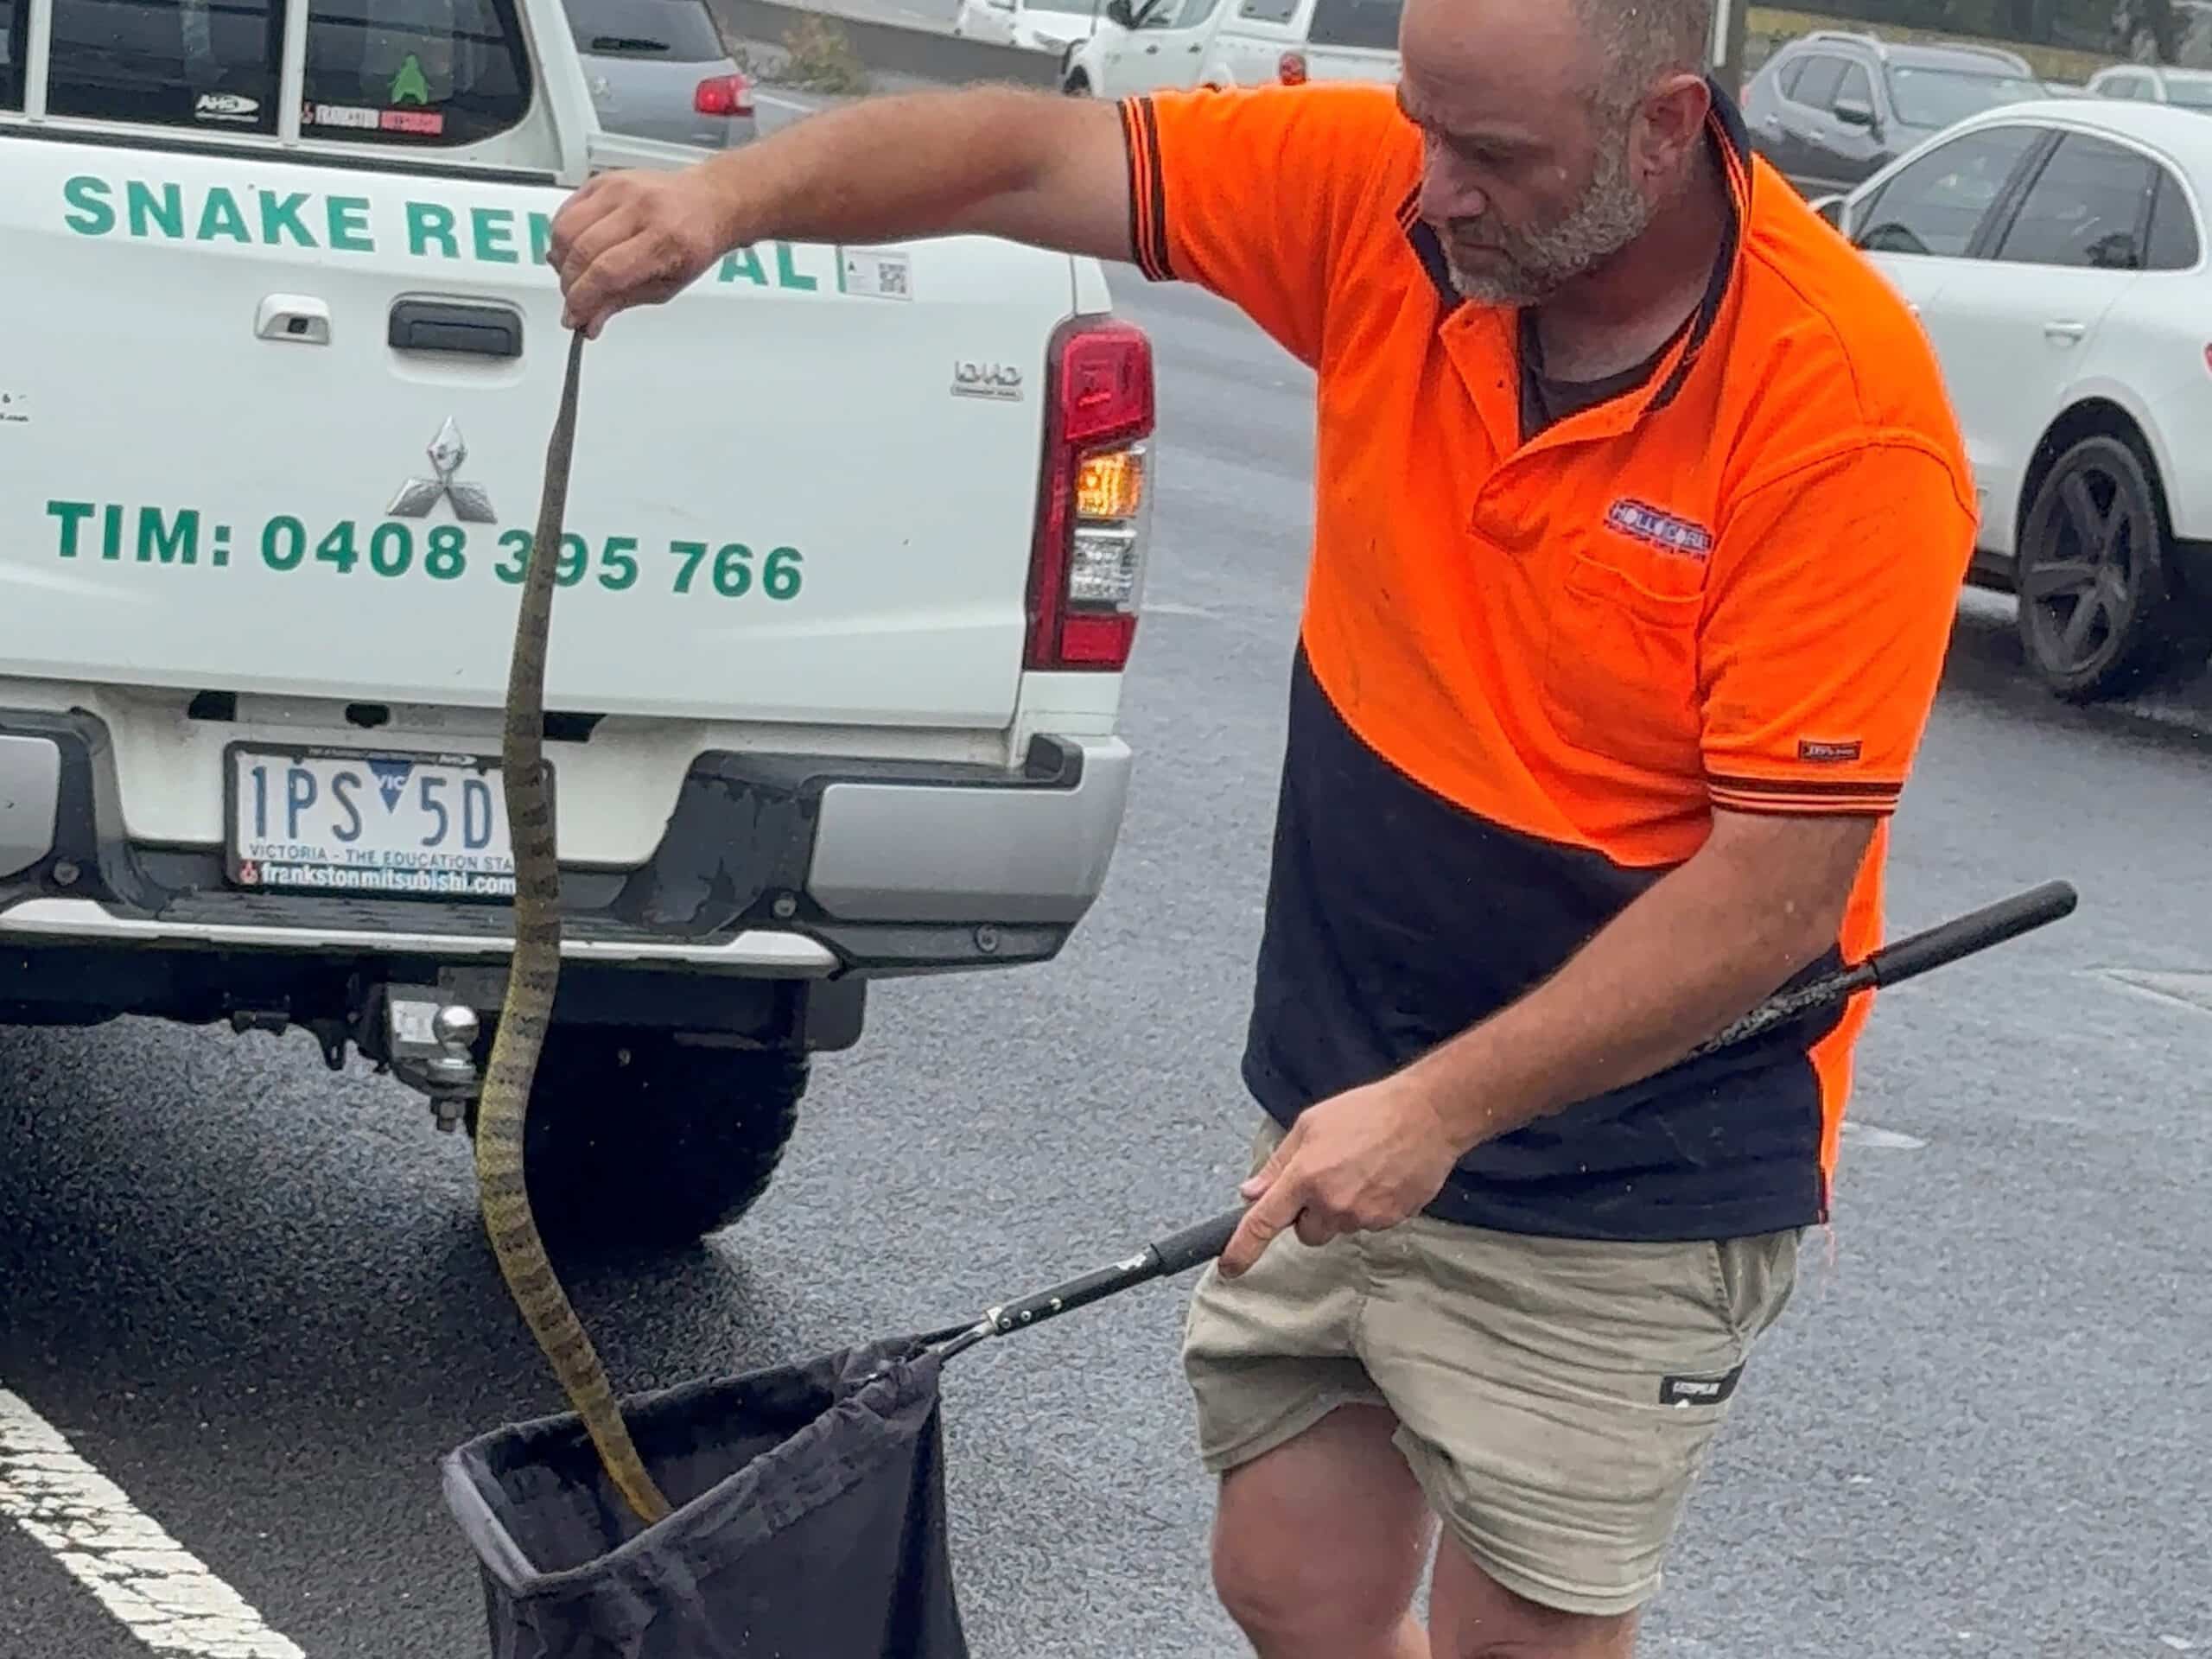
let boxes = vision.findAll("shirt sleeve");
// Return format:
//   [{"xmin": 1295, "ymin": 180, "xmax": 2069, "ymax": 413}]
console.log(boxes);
[
  {"xmin": 1697, "ymin": 439, "xmax": 1979, "ymax": 817},
  {"xmin": 1118, "ymin": 83, "xmax": 1407, "ymax": 368}
]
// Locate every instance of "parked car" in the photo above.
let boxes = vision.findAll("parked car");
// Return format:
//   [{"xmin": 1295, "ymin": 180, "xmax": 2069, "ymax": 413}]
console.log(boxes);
[
  {"xmin": 953, "ymin": 0, "xmax": 1109, "ymax": 56},
  {"xmin": 2086, "ymin": 60, "xmax": 2212, "ymax": 111},
  {"xmin": 1061, "ymin": 0, "xmax": 1400, "ymax": 97},
  {"xmin": 564, "ymin": 0, "xmax": 755, "ymax": 149},
  {"xmin": 0, "ymin": 0, "xmax": 1152, "ymax": 1253},
  {"xmin": 1742, "ymin": 29, "xmax": 2047, "ymax": 195},
  {"xmin": 1817, "ymin": 99, "xmax": 2212, "ymax": 700}
]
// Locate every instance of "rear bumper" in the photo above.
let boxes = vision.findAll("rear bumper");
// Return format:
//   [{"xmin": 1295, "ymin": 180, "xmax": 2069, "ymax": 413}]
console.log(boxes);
[{"xmin": 0, "ymin": 708, "xmax": 1132, "ymax": 981}]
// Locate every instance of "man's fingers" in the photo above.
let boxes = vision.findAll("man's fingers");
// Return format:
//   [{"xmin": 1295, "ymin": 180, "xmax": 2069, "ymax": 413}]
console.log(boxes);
[
  {"xmin": 1240, "ymin": 1120, "xmax": 1302, "ymax": 1201},
  {"xmin": 1217, "ymin": 1169, "xmax": 1306, "ymax": 1280}
]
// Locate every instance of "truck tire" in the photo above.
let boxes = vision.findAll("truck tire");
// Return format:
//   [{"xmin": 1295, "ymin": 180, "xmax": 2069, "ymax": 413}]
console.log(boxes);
[{"xmin": 465, "ymin": 1027, "xmax": 804, "ymax": 1256}]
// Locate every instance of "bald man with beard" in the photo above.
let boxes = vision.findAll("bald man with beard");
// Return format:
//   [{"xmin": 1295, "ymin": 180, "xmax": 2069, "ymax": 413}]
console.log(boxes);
[{"xmin": 550, "ymin": 3, "xmax": 1975, "ymax": 1653}]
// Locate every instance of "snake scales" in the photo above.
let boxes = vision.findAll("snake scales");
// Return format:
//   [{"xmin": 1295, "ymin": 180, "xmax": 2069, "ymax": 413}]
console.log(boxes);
[{"xmin": 474, "ymin": 327, "xmax": 674, "ymax": 1529}]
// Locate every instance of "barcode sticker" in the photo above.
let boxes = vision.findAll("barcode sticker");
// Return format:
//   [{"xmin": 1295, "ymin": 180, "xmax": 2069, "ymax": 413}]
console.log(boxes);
[{"xmin": 841, "ymin": 247, "xmax": 914, "ymax": 301}]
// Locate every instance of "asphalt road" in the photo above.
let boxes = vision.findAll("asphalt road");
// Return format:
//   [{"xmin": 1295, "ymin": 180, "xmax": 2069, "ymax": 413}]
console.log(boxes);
[{"xmin": 5, "ymin": 251, "xmax": 2212, "ymax": 1656}]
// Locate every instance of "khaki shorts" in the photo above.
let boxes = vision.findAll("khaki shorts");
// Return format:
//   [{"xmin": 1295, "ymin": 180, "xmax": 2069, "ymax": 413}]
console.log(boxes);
[{"xmin": 1181, "ymin": 1119, "xmax": 1801, "ymax": 1618}]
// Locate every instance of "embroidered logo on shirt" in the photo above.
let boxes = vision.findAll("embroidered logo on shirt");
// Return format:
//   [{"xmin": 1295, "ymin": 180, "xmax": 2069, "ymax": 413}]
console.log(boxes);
[
  {"xmin": 1605, "ymin": 497, "xmax": 1715, "ymax": 559},
  {"xmin": 1797, "ymin": 738, "xmax": 1863, "ymax": 763}
]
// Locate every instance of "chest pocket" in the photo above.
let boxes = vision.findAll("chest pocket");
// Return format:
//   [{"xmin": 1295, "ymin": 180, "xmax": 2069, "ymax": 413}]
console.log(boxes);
[{"xmin": 1536, "ymin": 525, "xmax": 1709, "ymax": 773}]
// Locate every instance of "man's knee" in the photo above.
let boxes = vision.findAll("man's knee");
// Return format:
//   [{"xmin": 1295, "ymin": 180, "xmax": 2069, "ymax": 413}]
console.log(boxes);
[
  {"xmin": 1208, "ymin": 1405, "xmax": 1432, "ymax": 1649},
  {"xmin": 1430, "ymin": 1541, "xmax": 1642, "ymax": 1659}
]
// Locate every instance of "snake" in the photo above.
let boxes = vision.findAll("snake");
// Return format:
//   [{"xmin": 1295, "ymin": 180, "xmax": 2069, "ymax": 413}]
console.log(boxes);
[{"xmin": 474, "ymin": 327, "xmax": 675, "ymax": 1530}]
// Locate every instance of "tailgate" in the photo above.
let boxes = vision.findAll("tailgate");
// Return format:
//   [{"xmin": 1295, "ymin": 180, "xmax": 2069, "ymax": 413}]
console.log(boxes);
[{"xmin": 0, "ymin": 140, "xmax": 1077, "ymax": 731}]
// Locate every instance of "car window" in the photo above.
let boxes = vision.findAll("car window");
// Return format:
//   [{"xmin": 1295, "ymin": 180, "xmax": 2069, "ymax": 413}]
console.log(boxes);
[
  {"xmin": 1305, "ymin": 0, "xmax": 1396, "ymax": 49},
  {"xmin": 1787, "ymin": 54, "xmax": 1848, "ymax": 109},
  {"xmin": 1236, "ymin": 0, "xmax": 1296, "ymax": 22},
  {"xmin": 2164, "ymin": 73, "xmax": 2212, "ymax": 108},
  {"xmin": 2145, "ymin": 167, "xmax": 2202, "ymax": 268},
  {"xmin": 1885, "ymin": 66, "xmax": 2044, "ymax": 128},
  {"xmin": 0, "ymin": 0, "xmax": 19, "ymax": 109},
  {"xmin": 565, "ymin": 0, "xmax": 723, "ymax": 59},
  {"xmin": 1993, "ymin": 132, "xmax": 2155, "ymax": 270},
  {"xmin": 46, "ymin": 0, "xmax": 283, "ymax": 132},
  {"xmin": 1142, "ymin": 0, "xmax": 1219, "ymax": 27},
  {"xmin": 1833, "ymin": 60, "xmax": 1873, "ymax": 111},
  {"xmin": 2097, "ymin": 72, "xmax": 2142, "ymax": 99},
  {"xmin": 1853, "ymin": 123, "xmax": 2044, "ymax": 257},
  {"xmin": 302, "ymin": 0, "xmax": 532, "ymax": 147}
]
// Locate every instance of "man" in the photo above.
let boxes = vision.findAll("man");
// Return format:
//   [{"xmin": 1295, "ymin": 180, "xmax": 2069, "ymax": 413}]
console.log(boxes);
[{"xmin": 550, "ymin": 1, "xmax": 1976, "ymax": 1653}]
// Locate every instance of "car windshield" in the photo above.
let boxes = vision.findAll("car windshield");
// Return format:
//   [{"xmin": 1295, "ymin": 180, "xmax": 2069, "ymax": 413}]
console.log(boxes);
[
  {"xmin": 1885, "ymin": 64, "xmax": 2045, "ymax": 127},
  {"xmin": 566, "ymin": 0, "xmax": 725, "ymax": 57}
]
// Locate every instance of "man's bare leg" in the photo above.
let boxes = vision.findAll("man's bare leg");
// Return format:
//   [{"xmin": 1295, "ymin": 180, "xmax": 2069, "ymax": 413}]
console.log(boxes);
[
  {"xmin": 1427, "ymin": 1536, "xmax": 1640, "ymax": 1659},
  {"xmin": 1209, "ymin": 1402, "xmax": 1434, "ymax": 1659}
]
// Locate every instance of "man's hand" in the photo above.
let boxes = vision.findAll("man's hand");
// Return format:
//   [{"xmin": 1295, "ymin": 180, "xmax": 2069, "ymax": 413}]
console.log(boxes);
[
  {"xmin": 1217, "ymin": 1077, "xmax": 1465, "ymax": 1279},
  {"xmin": 550, "ymin": 167, "xmax": 744, "ymax": 340}
]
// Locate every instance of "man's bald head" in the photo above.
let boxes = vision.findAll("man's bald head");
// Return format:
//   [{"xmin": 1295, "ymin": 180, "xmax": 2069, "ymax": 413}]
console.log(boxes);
[{"xmin": 1571, "ymin": 0, "xmax": 1714, "ymax": 111}]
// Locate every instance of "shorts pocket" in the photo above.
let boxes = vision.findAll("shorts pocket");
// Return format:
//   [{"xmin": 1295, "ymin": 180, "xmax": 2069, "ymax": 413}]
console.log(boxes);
[
  {"xmin": 1538, "ymin": 550, "xmax": 1706, "ymax": 772},
  {"xmin": 1707, "ymin": 1230, "xmax": 1802, "ymax": 1345}
]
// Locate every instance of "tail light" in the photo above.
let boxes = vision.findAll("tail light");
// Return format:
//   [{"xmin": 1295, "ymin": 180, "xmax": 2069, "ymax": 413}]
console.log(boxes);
[
  {"xmin": 695, "ymin": 73, "xmax": 752, "ymax": 116},
  {"xmin": 1278, "ymin": 50, "xmax": 1307, "ymax": 83},
  {"xmin": 1026, "ymin": 316, "xmax": 1155, "ymax": 671}
]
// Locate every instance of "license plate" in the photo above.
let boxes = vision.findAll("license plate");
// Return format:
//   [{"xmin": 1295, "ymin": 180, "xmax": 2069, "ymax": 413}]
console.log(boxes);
[{"xmin": 225, "ymin": 745, "xmax": 535, "ymax": 900}]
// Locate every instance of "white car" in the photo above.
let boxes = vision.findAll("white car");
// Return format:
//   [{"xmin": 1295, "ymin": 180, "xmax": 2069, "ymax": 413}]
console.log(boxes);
[
  {"xmin": 2085, "ymin": 60, "xmax": 2212, "ymax": 111},
  {"xmin": 0, "ymin": 0, "xmax": 1152, "ymax": 1254},
  {"xmin": 953, "ymin": 0, "xmax": 1108, "ymax": 55},
  {"xmin": 1820, "ymin": 98, "xmax": 2212, "ymax": 701},
  {"xmin": 1061, "ymin": 0, "xmax": 1400, "ymax": 98}
]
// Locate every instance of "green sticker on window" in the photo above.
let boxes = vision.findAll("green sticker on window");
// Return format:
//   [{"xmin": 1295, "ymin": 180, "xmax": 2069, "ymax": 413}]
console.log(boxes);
[{"xmin": 389, "ymin": 54, "xmax": 431, "ymax": 106}]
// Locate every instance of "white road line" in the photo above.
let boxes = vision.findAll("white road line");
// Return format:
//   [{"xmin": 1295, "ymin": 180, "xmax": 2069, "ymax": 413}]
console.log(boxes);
[{"xmin": 0, "ymin": 1389, "xmax": 305, "ymax": 1659}]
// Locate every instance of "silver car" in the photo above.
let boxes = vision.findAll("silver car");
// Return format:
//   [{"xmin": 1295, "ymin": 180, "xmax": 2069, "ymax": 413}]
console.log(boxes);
[{"xmin": 567, "ymin": 0, "xmax": 757, "ymax": 149}]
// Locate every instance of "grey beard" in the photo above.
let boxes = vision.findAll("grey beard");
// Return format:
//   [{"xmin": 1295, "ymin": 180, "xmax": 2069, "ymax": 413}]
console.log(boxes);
[{"xmin": 1443, "ymin": 145, "xmax": 1656, "ymax": 305}]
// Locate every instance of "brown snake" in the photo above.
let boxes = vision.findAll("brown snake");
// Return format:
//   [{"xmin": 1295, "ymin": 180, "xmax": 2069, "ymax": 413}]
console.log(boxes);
[{"xmin": 474, "ymin": 327, "xmax": 674, "ymax": 1529}]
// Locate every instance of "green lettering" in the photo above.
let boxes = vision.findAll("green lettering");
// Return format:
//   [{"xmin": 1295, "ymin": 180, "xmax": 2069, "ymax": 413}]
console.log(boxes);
[
  {"xmin": 774, "ymin": 243, "xmax": 817, "ymax": 292},
  {"xmin": 125, "ymin": 181, "xmax": 184, "ymax": 239},
  {"xmin": 406, "ymin": 201, "xmax": 459, "ymax": 258},
  {"xmin": 719, "ymin": 246, "xmax": 767, "ymax": 286},
  {"xmin": 196, "ymin": 188, "xmax": 251, "ymax": 245},
  {"xmin": 62, "ymin": 175, "xmax": 114, "ymax": 237},
  {"xmin": 136, "ymin": 506, "xmax": 199, "ymax": 566},
  {"xmin": 326, "ymin": 195, "xmax": 374, "ymax": 252},
  {"xmin": 257, "ymin": 191, "xmax": 316, "ymax": 249},
  {"xmin": 101, "ymin": 504, "xmax": 124, "ymax": 562},
  {"xmin": 470, "ymin": 206, "xmax": 518, "ymax": 264},
  {"xmin": 528, "ymin": 212, "xmax": 554, "ymax": 266},
  {"xmin": 47, "ymin": 500, "xmax": 96, "ymax": 558}
]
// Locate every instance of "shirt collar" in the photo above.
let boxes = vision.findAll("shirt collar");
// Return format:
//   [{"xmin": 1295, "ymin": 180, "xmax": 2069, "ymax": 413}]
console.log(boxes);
[{"xmin": 1402, "ymin": 74, "xmax": 1753, "ymax": 417}]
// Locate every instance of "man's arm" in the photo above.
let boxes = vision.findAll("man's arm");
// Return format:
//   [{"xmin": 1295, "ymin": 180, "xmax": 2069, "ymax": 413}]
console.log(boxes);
[
  {"xmin": 1401, "ymin": 808, "xmax": 1876, "ymax": 1148},
  {"xmin": 551, "ymin": 88, "xmax": 1133, "ymax": 337},
  {"xmin": 1219, "ymin": 810, "xmax": 1875, "ymax": 1274}
]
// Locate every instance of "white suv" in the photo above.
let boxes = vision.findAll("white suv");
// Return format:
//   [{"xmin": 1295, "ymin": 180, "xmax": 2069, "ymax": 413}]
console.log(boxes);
[{"xmin": 1821, "ymin": 97, "xmax": 2212, "ymax": 701}]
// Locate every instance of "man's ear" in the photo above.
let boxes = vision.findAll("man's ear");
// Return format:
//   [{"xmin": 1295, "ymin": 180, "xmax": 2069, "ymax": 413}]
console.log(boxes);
[{"xmin": 1632, "ymin": 72, "xmax": 1712, "ymax": 184}]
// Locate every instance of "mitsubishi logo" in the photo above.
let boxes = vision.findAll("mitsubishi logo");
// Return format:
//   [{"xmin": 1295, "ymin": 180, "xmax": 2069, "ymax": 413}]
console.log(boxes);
[{"xmin": 388, "ymin": 416, "xmax": 496, "ymax": 523}]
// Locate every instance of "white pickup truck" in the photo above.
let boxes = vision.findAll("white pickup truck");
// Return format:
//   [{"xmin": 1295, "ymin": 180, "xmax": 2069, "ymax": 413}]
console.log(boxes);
[{"xmin": 0, "ymin": 0, "xmax": 1153, "ymax": 1253}]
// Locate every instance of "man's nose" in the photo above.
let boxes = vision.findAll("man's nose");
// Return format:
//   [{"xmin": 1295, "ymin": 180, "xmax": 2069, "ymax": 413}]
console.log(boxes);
[{"xmin": 1417, "ymin": 158, "xmax": 1487, "ymax": 226}]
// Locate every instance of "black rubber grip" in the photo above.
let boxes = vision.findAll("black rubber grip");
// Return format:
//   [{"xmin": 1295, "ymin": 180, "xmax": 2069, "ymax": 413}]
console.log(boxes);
[
  {"xmin": 1871, "ymin": 880, "xmax": 2077, "ymax": 989},
  {"xmin": 1149, "ymin": 1208, "xmax": 1246, "ymax": 1278}
]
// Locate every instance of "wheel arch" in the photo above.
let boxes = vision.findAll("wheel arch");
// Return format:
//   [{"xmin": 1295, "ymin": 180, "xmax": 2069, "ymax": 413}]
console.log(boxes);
[{"xmin": 2015, "ymin": 392, "xmax": 2177, "ymax": 561}]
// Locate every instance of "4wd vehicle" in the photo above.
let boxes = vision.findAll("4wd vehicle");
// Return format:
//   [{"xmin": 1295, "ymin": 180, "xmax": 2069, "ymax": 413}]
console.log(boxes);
[
  {"xmin": 0, "ymin": 0, "xmax": 1153, "ymax": 1254},
  {"xmin": 1742, "ymin": 29, "xmax": 2045, "ymax": 196}
]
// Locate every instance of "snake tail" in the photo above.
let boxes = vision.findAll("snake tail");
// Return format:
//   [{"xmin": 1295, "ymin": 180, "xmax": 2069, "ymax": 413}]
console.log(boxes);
[{"xmin": 475, "ymin": 327, "xmax": 674, "ymax": 1529}]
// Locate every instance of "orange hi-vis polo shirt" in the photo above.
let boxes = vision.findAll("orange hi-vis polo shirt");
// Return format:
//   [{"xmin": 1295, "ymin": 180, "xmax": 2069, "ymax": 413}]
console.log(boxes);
[{"xmin": 1116, "ymin": 79, "xmax": 1978, "ymax": 1242}]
